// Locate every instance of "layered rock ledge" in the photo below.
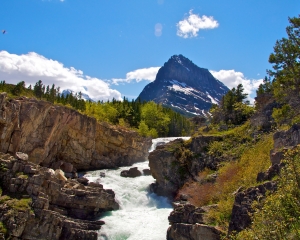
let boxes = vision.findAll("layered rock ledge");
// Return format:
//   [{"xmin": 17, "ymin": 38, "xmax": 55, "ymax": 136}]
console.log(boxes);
[
  {"xmin": 149, "ymin": 136, "xmax": 222, "ymax": 198},
  {"xmin": 0, "ymin": 152, "xmax": 119, "ymax": 239},
  {"xmin": 0, "ymin": 93, "xmax": 152, "ymax": 170}
]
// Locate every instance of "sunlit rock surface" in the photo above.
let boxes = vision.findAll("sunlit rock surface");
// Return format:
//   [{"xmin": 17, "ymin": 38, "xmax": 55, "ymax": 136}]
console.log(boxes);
[{"xmin": 0, "ymin": 93, "xmax": 152, "ymax": 170}]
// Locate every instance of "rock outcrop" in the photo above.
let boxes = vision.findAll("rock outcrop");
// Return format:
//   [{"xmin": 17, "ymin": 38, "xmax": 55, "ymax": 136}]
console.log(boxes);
[
  {"xmin": 273, "ymin": 123, "xmax": 300, "ymax": 149},
  {"xmin": 149, "ymin": 136, "xmax": 222, "ymax": 197},
  {"xmin": 0, "ymin": 152, "xmax": 119, "ymax": 239},
  {"xmin": 166, "ymin": 202, "xmax": 222, "ymax": 240},
  {"xmin": 0, "ymin": 93, "xmax": 152, "ymax": 170},
  {"xmin": 228, "ymin": 181, "xmax": 277, "ymax": 233},
  {"xmin": 167, "ymin": 223, "xmax": 222, "ymax": 240},
  {"xmin": 250, "ymin": 93, "xmax": 279, "ymax": 131},
  {"xmin": 168, "ymin": 203, "xmax": 217, "ymax": 226}
]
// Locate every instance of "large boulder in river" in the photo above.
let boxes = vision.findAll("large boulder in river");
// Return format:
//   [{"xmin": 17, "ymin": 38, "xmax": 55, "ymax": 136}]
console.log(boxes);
[
  {"xmin": 0, "ymin": 93, "xmax": 152, "ymax": 170},
  {"xmin": 142, "ymin": 169, "xmax": 151, "ymax": 175},
  {"xmin": 149, "ymin": 136, "xmax": 222, "ymax": 198},
  {"xmin": 120, "ymin": 167, "xmax": 142, "ymax": 178}
]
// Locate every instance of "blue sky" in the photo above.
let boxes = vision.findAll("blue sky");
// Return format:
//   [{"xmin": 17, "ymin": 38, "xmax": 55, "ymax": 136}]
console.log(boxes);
[{"xmin": 1, "ymin": 0, "xmax": 299, "ymax": 102}]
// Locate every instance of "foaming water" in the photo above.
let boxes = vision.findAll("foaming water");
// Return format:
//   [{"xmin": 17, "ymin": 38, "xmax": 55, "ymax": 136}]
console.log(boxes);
[{"xmin": 84, "ymin": 137, "xmax": 190, "ymax": 240}]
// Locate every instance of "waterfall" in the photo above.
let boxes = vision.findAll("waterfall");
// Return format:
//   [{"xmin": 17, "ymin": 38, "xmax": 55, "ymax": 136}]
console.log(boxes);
[{"xmin": 84, "ymin": 137, "xmax": 190, "ymax": 240}]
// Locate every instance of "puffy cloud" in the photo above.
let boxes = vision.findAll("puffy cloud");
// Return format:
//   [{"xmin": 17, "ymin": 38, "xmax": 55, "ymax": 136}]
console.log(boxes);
[
  {"xmin": 112, "ymin": 67, "xmax": 160, "ymax": 85},
  {"xmin": 177, "ymin": 10, "xmax": 219, "ymax": 38},
  {"xmin": 210, "ymin": 69, "xmax": 263, "ymax": 104},
  {"xmin": 0, "ymin": 51, "xmax": 121, "ymax": 101}
]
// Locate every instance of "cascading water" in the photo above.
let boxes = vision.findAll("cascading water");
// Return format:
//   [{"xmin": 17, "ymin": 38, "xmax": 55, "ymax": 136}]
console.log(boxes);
[{"xmin": 84, "ymin": 137, "xmax": 190, "ymax": 240}]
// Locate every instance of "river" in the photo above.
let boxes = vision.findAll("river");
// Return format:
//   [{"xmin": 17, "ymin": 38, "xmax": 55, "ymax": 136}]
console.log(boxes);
[{"xmin": 83, "ymin": 137, "xmax": 190, "ymax": 240}]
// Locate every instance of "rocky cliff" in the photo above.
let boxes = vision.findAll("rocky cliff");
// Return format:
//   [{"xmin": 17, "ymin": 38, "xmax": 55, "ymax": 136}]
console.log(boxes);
[
  {"xmin": 0, "ymin": 93, "xmax": 152, "ymax": 170},
  {"xmin": 148, "ymin": 136, "xmax": 224, "ymax": 239},
  {"xmin": 0, "ymin": 152, "xmax": 118, "ymax": 239},
  {"xmin": 148, "ymin": 136, "xmax": 222, "ymax": 198}
]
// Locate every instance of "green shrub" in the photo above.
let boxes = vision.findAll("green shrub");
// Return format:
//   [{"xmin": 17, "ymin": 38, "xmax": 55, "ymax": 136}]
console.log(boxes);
[
  {"xmin": 272, "ymin": 104, "xmax": 293, "ymax": 126},
  {"xmin": 236, "ymin": 146, "xmax": 300, "ymax": 239}
]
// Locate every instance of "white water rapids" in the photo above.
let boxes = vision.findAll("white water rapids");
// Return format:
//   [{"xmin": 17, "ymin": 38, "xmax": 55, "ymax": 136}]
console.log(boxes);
[{"xmin": 84, "ymin": 137, "xmax": 190, "ymax": 240}]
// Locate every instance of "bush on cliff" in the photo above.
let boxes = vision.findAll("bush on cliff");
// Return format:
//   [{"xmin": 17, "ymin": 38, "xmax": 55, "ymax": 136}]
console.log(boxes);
[
  {"xmin": 206, "ymin": 134, "xmax": 273, "ymax": 230},
  {"xmin": 176, "ymin": 123, "xmax": 273, "ymax": 232},
  {"xmin": 236, "ymin": 146, "xmax": 300, "ymax": 239}
]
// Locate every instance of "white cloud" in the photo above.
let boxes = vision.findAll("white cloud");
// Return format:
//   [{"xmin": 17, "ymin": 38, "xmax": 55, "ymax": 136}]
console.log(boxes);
[
  {"xmin": 210, "ymin": 69, "xmax": 263, "ymax": 104},
  {"xmin": 112, "ymin": 67, "xmax": 160, "ymax": 85},
  {"xmin": 155, "ymin": 23, "xmax": 163, "ymax": 37},
  {"xmin": 177, "ymin": 10, "xmax": 219, "ymax": 38},
  {"xmin": 0, "ymin": 51, "xmax": 121, "ymax": 101}
]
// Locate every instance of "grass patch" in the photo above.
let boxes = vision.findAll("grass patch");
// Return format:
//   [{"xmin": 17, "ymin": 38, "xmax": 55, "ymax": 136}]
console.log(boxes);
[
  {"xmin": 206, "ymin": 133, "xmax": 274, "ymax": 231},
  {"xmin": 207, "ymin": 122, "xmax": 253, "ymax": 160},
  {"xmin": 0, "ymin": 195, "xmax": 32, "ymax": 212}
]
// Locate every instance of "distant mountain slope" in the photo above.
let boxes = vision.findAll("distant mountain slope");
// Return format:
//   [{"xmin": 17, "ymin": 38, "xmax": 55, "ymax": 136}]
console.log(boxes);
[
  {"xmin": 62, "ymin": 89, "xmax": 94, "ymax": 102},
  {"xmin": 137, "ymin": 55, "xmax": 229, "ymax": 117}
]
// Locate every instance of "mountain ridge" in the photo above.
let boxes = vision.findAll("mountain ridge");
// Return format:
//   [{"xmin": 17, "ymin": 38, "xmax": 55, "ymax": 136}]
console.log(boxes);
[{"xmin": 137, "ymin": 54, "xmax": 229, "ymax": 117}]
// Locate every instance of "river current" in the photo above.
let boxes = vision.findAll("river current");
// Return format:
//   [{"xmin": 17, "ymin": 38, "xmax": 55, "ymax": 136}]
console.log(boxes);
[{"xmin": 84, "ymin": 137, "xmax": 190, "ymax": 240}]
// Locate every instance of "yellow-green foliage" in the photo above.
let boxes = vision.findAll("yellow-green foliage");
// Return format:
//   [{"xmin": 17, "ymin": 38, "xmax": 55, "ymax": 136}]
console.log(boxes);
[
  {"xmin": 137, "ymin": 120, "xmax": 158, "ymax": 138},
  {"xmin": 272, "ymin": 104, "xmax": 293, "ymax": 126},
  {"xmin": 178, "ymin": 122, "xmax": 273, "ymax": 230},
  {"xmin": 236, "ymin": 146, "xmax": 300, "ymax": 240},
  {"xmin": 207, "ymin": 135, "xmax": 273, "ymax": 230},
  {"xmin": 0, "ymin": 195, "xmax": 32, "ymax": 212},
  {"xmin": 0, "ymin": 195, "xmax": 11, "ymax": 204},
  {"xmin": 0, "ymin": 221, "xmax": 7, "ymax": 235},
  {"xmin": 16, "ymin": 172, "xmax": 29, "ymax": 179},
  {"xmin": 208, "ymin": 122, "xmax": 252, "ymax": 160}
]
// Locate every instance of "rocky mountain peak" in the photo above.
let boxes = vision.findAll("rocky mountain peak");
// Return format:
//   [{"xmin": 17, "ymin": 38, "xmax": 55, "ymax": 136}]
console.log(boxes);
[{"xmin": 137, "ymin": 55, "xmax": 229, "ymax": 117}]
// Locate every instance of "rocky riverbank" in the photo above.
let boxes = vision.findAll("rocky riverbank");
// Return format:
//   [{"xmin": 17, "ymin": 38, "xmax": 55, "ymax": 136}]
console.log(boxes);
[
  {"xmin": 148, "ymin": 124, "xmax": 300, "ymax": 239},
  {"xmin": 0, "ymin": 152, "xmax": 119, "ymax": 239},
  {"xmin": 0, "ymin": 93, "xmax": 152, "ymax": 239}
]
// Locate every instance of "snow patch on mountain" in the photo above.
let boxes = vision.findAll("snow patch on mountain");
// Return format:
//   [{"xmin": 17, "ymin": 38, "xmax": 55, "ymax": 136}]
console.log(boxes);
[
  {"xmin": 62, "ymin": 89, "xmax": 94, "ymax": 102},
  {"xmin": 206, "ymin": 91, "xmax": 219, "ymax": 104},
  {"xmin": 137, "ymin": 54, "xmax": 229, "ymax": 117}
]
